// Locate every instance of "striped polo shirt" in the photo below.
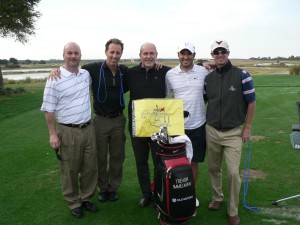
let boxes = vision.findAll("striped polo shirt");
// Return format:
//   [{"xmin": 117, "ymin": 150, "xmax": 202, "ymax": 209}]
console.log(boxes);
[
  {"xmin": 165, "ymin": 64, "xmax": 209, "ymax": 129},
  {"xmin": 41, "ymin": 66, "xmax": 91, "ymax": 124}
]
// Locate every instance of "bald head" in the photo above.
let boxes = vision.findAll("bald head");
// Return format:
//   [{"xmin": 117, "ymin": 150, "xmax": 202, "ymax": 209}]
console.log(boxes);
[
  {"xmin": 63, "ymin": 42, "xmax": 81, "ymax": 72},
  {"xmin": 140, "ymin": 42, "xmax": 157, "ymax": 54},
  {"xmin": 139, "ymin": 42, "xmax": 158, "ymax": 70},
  {"xmin": 63, "ymin": 42, "xmax": 81, "ymax": 55}
]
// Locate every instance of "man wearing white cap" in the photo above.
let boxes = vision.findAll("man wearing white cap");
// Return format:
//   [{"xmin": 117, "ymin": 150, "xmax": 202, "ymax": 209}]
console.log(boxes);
[
  {"xmin": 204, "ymin": 39, "xmax": 256, "ymax": 225},
  {"xmin": 165, "ymin": 42, "xmax": 209, "ymax": 212}
]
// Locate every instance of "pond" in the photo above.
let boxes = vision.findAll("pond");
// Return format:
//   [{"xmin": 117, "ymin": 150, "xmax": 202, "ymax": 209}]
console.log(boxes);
[
  {"xmin": 3, "ymin": 73, "xmax": 49, "ymax": 80},
  {"xmin": 1, "ymin": 68, "xmax": 52, "ymax": 80}
]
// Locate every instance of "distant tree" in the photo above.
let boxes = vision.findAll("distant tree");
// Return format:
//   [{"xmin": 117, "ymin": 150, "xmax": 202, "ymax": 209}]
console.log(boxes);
[
  {"xmin": 9, "ymin": 58, "xmax": 19, "ymax": 65},
  {"xmin": 0, "ymin": 59, "xmax": 9, "ymax": 65},
  {"xmin": 0, "ymin": 0, "xmax": 41, "ymax": 88},
  {"xmin": 39, "ymin": 60, "xmax": 46, "ymax": 64},
  {"xmin": 24, "ymin": 59, "xmax": 32, "ymax": 64}
]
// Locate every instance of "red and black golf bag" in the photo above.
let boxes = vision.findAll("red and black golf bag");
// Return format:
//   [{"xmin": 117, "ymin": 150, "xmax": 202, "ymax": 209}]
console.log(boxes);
[{"xmin": 152, "ymin": 127, "xmax": 195, "ymax": 225}]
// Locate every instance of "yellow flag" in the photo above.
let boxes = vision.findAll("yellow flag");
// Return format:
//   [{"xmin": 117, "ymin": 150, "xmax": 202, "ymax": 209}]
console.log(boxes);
[{"xmin": 132, "ymin": 99, "xmax": 185, "ymax": 137}]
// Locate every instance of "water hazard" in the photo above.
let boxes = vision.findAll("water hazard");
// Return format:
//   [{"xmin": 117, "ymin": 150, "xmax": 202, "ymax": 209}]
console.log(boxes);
[{"xmin": 2, "ymin": 68, "xmax": 51, "ymax": 80}]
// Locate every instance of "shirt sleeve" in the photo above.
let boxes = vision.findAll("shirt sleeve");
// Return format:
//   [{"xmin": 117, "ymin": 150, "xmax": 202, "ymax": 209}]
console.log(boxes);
[
  {"xmin": 165, "ymin": 73, "xmax": 171, "ymax": 96},
  {"xmin": 241, "ymin": 70, "xmax": 256, "ymax": 103},
  {"xmin": 40, "ymin": 80, "xmax": 58, "ymax": 112},
  {"xmin": 203, "ymin": 76, "xmax": 208, "ymax": 102}
]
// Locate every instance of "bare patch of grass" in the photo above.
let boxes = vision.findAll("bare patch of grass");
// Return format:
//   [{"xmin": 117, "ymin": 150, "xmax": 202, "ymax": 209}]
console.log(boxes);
[
  {"xmin": 240, "ymin": 169, "xmax": 268, "ymax": 180},
  {"xmin": 252, "ymin": 135, "xmax": 266, "ymax": 142},
  {"xmin": 261, "ymin": 206, "xmax": 300, "ymax": 221}
]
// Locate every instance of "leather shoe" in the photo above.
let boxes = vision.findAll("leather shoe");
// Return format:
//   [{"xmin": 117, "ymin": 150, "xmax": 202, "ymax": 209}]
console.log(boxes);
[
  {"xmin": 228, "ymin": 215, "xmax": 240, "ymax": 225},
  {"xmin": 98, "ymin": 192, "xmax": 109, "ymax": 202},
  {"xmin": 109, "ymin": 191, "xmax": 119, "ymax": 201},
  {"xmin": 82, "ymin": 201, "xmax": 97, "ymax": 212},
  {"xmin": 71, "ymin": 207, "xmax": 83, "ymax": 218},
  {"xmin": 208, "ymin": 201, "xmax": 223, "ymax": 210},
  {"xmin": 139, "ymin": 196, "xmax": 151, "ymax": 208}
]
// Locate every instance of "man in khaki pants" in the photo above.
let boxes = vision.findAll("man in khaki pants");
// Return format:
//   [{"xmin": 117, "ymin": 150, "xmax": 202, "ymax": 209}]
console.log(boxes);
[
  {"xmin": 41, "ymin": 42, "xmax": 98, "ymax": 218},
  {"xmin": 204, "ymin": 39, "xmax": 256, "ymax": 225}
]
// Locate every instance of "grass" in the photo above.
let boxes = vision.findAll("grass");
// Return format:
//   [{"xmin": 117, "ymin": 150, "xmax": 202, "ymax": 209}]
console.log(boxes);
[{"xmin": 1, "ymin": 74, "xmax": 300, "ymax": 225}]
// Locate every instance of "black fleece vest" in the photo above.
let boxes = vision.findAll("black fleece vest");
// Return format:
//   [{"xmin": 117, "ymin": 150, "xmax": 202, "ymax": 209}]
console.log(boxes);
[{"xmin": 205, "ymin": 63, "xmax": 248, "ymax": 131}]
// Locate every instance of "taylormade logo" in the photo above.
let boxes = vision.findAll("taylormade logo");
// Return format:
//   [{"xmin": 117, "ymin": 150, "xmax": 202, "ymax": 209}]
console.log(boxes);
[{"xmin": 172, "ymin": 195, "xmax": 194, "ymax": 203}]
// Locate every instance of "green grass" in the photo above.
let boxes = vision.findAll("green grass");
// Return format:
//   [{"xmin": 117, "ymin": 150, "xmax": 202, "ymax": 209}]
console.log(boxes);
[{"xmin": 1, "ymin": 74, "xmax": 300, "ymax": 225}]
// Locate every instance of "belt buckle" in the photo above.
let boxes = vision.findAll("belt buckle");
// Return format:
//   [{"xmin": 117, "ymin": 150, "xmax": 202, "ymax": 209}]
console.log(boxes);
[{"xmin": 79, "ymin": 123, "xmax": 85, "ymax": 128}]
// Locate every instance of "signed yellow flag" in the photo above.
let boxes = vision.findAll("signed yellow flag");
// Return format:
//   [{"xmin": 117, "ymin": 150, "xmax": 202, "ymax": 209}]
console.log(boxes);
[{"xmin": 132, "ymin": 99, "xmax": 185, "ymax": 137}]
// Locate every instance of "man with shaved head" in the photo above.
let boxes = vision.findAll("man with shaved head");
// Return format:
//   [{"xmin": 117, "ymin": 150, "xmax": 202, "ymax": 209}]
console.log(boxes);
[
  {"xmin": 41, "ymin": 42, "xmax": 98, "ymax": 218},
  {"xmin": 126, "ymin": 42, "xmax": 171, "ymax": 207}
]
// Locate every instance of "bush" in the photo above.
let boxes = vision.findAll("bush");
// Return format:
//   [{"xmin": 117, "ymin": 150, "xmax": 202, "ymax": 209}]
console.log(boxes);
[
  {"xmin": 0, "ymin": 87, "xmax": 12, "ymax": 95},
  {"xmin": 13, "ymin": 87, "xmax": 25, "ymax": 94},
  {"xmin": 289, "ymin": 65, "xmax": 300, "ymax": 75},
  {"xmin": 0, "ymin": 86, "xmax": 26, "ymax": 96}
]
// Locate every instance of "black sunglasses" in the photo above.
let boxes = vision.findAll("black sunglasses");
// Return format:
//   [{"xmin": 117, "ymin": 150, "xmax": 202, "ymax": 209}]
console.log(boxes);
[{"xmin": 212, "ymin": 50, "xmax": 228, "ymax": 55}]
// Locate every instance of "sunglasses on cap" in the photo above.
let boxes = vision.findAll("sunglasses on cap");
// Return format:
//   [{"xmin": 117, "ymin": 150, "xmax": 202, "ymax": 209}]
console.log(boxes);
[{"xmin": 212, "ymin": 49, "xmax": 228, "ymax": 55}]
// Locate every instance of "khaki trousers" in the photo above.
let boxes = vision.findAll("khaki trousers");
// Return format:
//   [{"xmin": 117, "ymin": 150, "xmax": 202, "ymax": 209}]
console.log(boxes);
[
  {"xmin": 93, "ymin": 114, "xmax": 126, "ymax": 193},
  {"xmin": 206, "ymin": 124, "xmax": 242, "ymax": 216},
  {"xmin": 57, "ymin": 123, "xmax": 97, "ymax": 210}
]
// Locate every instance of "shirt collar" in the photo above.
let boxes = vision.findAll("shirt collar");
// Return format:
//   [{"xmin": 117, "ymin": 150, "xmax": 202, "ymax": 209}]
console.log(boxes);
[
  {"xmin": 138, "ymin": 62, "xmax": 156, "ymax": 72},
  {"xmin": 60, "ymin": 66, "xmax": 83, "ymax": 77},
  {"xmin": 175, "ymin": 63, "xmax": 196, "ymax": 73},
  {"xmin": 216, "ymin": 60, "xmax": 232, "ymax": 74}
]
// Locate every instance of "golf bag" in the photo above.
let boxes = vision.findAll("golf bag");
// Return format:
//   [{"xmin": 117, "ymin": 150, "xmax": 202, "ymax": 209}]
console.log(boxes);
[{"xmin": 153, "ymin": 136, "xmax": 196, "ymax": 225}]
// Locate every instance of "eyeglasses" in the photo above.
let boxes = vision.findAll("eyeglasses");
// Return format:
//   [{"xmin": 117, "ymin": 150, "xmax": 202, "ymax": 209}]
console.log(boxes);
[{"xmin": 212, "ymin": 50, "xmax": 228, "ymax": 55}]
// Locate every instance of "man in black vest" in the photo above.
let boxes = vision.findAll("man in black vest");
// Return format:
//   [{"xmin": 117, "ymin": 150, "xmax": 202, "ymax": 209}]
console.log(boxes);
[{"xmin": 204, "ymin": 39, "xmax": 256, "ymax": 225}]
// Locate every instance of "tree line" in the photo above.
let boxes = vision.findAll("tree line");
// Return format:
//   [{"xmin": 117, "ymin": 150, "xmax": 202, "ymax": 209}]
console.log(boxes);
[
  {"xmin": 249, "ymin": 55, "xmax": 300, "ymax": 60},
  {"xmin": 0, "ymin": 58, "xmax": 46, "ymax": 66}
]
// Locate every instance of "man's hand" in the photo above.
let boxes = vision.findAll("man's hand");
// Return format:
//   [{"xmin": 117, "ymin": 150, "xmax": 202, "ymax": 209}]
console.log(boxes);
[
  {"xmin": 48, "ymin": 68, "xmax": 61, "ymax": 80},
  {"xmin": 155, "ymin": 62, "xmax": 164, "ymax": 69},
  {"xmin": 50, "ymin": 133, "xmax": 60, "ymax": 149},
  {"xmin": 202, "ymin": 61, "xmax": 216, "ymax": 70},
  {"xmin": 242, "ymin": 127, "xmax": 251, "ymax": 142}
]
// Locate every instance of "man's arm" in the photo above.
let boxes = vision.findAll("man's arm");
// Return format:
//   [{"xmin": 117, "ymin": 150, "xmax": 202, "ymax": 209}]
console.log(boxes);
[
  {"xmin": 45, "ymin": 111, "xmax": 60, "ymax": 149},
  {"xmin": 165, "ymin": 74, "xmax": 172, "ymax": 97},
  {"xmin": 198, "ymin": 61, "xmax": 216, "ymax": 70},
  {"xmin": 242, "ymin": 101, "xmax": 256, "ymax": 142}
]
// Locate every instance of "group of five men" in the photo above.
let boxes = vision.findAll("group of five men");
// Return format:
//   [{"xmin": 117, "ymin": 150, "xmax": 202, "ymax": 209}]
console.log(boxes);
[{"xmin": 41, "ymin": 38, "xmax": 256, "ymax": 225}]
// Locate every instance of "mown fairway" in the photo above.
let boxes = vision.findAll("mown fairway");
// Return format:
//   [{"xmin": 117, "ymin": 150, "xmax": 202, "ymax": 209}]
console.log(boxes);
[{"xmin": 0, "ymin": 73, "xmax": 300, "ymax": 225}]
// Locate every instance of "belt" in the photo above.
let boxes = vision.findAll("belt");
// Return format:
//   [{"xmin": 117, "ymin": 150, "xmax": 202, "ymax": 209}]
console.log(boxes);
[
  {"xmin": 95, "ymin": 111, "xmax": 122, "ymax": 118},
  {"xmin": 59, "ymin": 120, "xmax": 91, "ymax": 128}
]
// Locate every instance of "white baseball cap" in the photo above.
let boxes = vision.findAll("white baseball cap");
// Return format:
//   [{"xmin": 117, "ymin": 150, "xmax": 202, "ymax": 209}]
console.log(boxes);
[
  {"xmin": 211, "ymin": 39, "xmax": 229, "ymax": 52},
  {"xmin": 177, "ymin": 42, "xmax": 195, "ymax": 53}
]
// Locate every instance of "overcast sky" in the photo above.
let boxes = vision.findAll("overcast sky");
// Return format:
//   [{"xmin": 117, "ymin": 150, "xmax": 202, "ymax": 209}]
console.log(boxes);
[{"xmin": 0, "ymin": 0, "xmax": 299, "ymax": 60}]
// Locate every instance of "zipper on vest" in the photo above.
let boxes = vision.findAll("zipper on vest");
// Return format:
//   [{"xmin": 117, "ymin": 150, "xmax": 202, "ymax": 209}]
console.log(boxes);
[
  {"xmin": 113, "ymin": 76, "xmax": 116, "ymax": 86},
  {"xmin": 219, "ymin": 75, "xmax": 223, "ymax": 130}
]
